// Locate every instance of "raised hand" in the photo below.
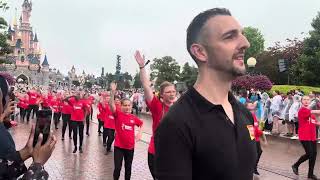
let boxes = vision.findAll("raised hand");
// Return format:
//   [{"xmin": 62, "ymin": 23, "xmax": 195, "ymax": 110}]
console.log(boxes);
[
  {"xmin": 134, "ymin": 50, "xmax": 145, "ymax": 67},
  {"xmin": 110, "ymin": 82, "xmax": 117, "ymax": 92},
  {"xmin": 32, "ymin": 132, "xmax": 57, "ymax": 165}
]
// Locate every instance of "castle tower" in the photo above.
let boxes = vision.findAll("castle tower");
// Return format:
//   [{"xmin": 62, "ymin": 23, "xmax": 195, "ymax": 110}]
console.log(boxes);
[
  {"xmin": 41, "ymin": 54, "xmax": 49, "ymax": 86},
  {"xmin": 20, "ymin": 0, "xmax": 32, "ymax": 55}
]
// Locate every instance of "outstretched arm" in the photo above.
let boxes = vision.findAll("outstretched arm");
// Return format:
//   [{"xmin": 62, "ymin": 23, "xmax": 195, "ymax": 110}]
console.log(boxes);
[
  {"xmin": 134, "ymin": 50, "xmax": 154, "ymax": 102},
  {"xmin": 109, "ymin": 82, "xmax": 117, "ymax": 113},
  {"xmin": 311, "ymin": 110, "xmax": 320, "ymax": 115}
]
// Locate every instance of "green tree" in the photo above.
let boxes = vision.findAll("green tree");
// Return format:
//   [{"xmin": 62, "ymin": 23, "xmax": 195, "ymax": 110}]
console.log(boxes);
[
  {"xmin": 179, "ymin": 62, "xmax": 198, "ymax": 88},
  {"xmin": 0, "ymin": 17, "xmax": 11, "ymax": 56},
  {"xmin": 150, "ymin": 56, "xmax": 180, "ymax": 87},
  {"xmin": 243, "ymin": 27, "xmax": 265, "ymax": 61},
  {"xmin": 0, "ymin": 1, "xmax": 9, "ymax": 11},
  {"xmin": 72, "ymin": 80, "xmax": 80, "ymax": 87},
  {"xmin": 116, "ymin": 72, "xmax": 132, "ymax": 90},
  {"xmin": 84, "ymin": 81, "xmax": 92, "ymax": 89},
  {"xmin": 133, "ymin": 72, "xmax": 142, "ymax": 89},
  {"xmin": 290, "ymin": 12, "xmax": 320, "ymax": 86}
]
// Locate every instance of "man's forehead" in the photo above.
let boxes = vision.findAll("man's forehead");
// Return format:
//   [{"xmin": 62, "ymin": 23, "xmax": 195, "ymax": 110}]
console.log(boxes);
[{"xmin": 204, "ymin": 15, "xmax": 242, "ymax": 36}]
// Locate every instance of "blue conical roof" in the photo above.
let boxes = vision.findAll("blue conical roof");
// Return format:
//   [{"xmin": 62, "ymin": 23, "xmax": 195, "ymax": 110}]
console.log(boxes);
[{"xmin": 42, "ymin": 55, "xmax": 49, "ymax": 66}]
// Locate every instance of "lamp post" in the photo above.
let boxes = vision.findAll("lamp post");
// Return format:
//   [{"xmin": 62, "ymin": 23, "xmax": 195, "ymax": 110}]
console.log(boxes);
[{"xmin": 247, "ymin": 57, "xmax": 257, "ymax": 75}]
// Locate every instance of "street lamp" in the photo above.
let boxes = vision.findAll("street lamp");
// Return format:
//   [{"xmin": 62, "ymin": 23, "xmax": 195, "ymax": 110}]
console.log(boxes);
[
  {"xmin": 247, "ymin": 57, "xmax": 257, "ymax": 68},
  {"xmin": 247, "ymin": 57, "xmax": 257, "ymax": 75}
]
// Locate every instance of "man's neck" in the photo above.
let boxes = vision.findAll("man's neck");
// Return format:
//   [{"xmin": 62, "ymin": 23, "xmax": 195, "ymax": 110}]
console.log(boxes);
[{"xmin": 193, "ymin": 68, "xmax": 233, "ymax": 105}]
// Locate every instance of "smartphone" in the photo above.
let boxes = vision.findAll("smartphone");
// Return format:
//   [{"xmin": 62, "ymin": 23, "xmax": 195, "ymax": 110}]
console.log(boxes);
[{"xmin": 33, "ymin": 109, "xmax": 52, "ymax": 147}]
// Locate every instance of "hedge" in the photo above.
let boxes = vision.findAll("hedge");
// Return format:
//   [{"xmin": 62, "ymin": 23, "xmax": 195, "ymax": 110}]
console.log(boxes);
[{"xmin": 271, "ymin": 85, "xmax": 320, "ymax": 94}]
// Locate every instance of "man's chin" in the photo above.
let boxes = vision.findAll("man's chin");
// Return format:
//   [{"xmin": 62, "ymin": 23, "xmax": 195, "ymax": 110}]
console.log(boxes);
[{"xmin": 231, "ymin": 68, "xmax": 246, "ymax": 77}]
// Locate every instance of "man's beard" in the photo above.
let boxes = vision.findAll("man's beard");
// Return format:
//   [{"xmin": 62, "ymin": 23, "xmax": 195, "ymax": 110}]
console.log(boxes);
[{"xmin": 231, "ymin": 66, "xmax": 246, "ymax": 77}]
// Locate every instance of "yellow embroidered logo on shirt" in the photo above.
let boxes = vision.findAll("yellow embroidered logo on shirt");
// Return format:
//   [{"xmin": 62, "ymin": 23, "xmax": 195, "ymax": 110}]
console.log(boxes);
[{"xmin": 247, "ymin": 125, "xmax": 255, "ymax": 140}]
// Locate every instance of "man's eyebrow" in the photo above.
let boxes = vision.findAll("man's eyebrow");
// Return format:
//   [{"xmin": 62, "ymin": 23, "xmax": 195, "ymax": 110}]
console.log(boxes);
[{"xmin": 221, "ymin": 29, "xmax": 239, "ymax": 38}]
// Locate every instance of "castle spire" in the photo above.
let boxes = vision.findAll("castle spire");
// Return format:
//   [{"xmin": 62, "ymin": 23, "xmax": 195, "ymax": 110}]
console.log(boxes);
[
  {"xmin": 42, "ymin": 54, "xmax": 49, "ymax": 66},
  {"xmin": 33, "ymin": 32, "xmax": 38, "ymax": 42}
]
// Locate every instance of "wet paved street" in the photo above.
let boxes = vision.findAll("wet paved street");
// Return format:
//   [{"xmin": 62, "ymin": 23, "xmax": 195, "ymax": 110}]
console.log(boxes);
[{"xmin": 8, "ymin": 107, "xmax": 320, "ymax": 180}]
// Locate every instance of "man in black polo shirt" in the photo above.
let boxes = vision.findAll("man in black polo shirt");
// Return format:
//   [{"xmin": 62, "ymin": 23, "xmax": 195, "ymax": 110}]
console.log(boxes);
[{"xmin": 154, "ymin": 8, "xmax": 257, "ymax": 180}]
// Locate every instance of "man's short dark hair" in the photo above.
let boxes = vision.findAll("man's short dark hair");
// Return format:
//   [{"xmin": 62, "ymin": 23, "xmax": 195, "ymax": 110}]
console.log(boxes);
[{"xmin": 186, "ymin": 8, "xmax": 231, "ymax": 62}]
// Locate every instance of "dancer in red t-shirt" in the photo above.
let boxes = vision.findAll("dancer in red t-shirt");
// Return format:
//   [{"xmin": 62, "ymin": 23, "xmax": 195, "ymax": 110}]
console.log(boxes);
[
  {"xmin": 51, "ymin": 95, "xmax": 62, "ymax": 130},
  {"xmin": 83, "ymin": 92, "xmax": 93, "ymax": 136},
  {"xmin": 17, "ymin": 92, "xmax": 29, "ymax": 122},
  {"xmin": 61, "ymin": 92, "xmax": 73, "ymax": 140},
  {"xmin": 26, "ymin": 88, "xmax": 41, "ymax": 121},
  {"xmin": 134, "ymin": 50, "xmax": 177, "ymax": 179},
  {"xmin": 292, "ymin": 96, "xmax": 320, "ymax": 180},
  {"xmin": 97, "ymin": 92, "xmax": 106, "ymax": 136},
  {"xmin": 64, "ymin": 92, "xmax": 87, "ymax": 153},
  {"xmin": 109, "ymin": 82, "xmax": 143, "ymax": 180}
]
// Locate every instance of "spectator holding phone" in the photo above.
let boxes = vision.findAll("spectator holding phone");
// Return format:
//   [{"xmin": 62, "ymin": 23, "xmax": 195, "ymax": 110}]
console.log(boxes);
[{"xmin": 0, "ymin": 75, "xmax": 57, "ymax": 180}]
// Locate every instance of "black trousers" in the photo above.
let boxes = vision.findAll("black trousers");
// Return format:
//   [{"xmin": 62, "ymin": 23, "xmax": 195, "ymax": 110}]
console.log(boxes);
[
  {"xmin": 255, "ymin": 141, "xmax": 263, "ymax": 171},
  {"xmin": 294, "ymin": 122, "xmax": 299, "ymax": 134},
  {"xmin": 90, "ymin": 106, "xmax": 93, "ymax": 120},
  {"xmin": 26, "ymin": 104, "xmax": 39, "ymax": 121},
  {"xmin": 19, "ymin": 107, "xmax": 26, "ymax": 121},
  {"xmin": 98, "ymin": 119, "xmax": 103, "ymax": 133},
  {"xmin": 132, "ymin": 102, "xmax": 139, "ymax": 115},
  {"xmin": 71, "ymin": 121, "xmax": 84, "ymax": 148},
  {"xmin": 62, "ymin": 113, "xmax": 72, "ymax": 138},
  {"xmin": 103, "ymin": 128, "xmax": 115, "ymax": 151},
  {"xmin": 113, "ymin": 147, "xmax": 134, "ymax": 180},
  {"xmin": 53, "ymin": 112, "xmax": 61, "ymax": 128},
  {"xmin": 86, "ymin": 115, "xmax": 90, "ymax": 134},
  {"xmin": 148, "ymin": 153, "xmax": 156, "ymax": 180},
  {"xmin": 294, "ymin": 141, "xmax": 317, "ymax": 176}
]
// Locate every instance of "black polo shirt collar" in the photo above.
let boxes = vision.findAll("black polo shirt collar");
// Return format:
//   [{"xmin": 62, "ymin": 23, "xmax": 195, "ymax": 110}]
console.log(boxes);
[{"xmin": 188, "ymin": 87, "xmax": 238, "ymax": 113}]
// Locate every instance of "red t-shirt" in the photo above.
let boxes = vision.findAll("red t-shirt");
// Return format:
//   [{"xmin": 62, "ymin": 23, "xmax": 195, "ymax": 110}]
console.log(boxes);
[
  {"xmin": 61, "ymin": 101, "xmax": 73, "ymax": 114},
  {"xmin": 97, "ymin": 102, "xmax": 106, "ymax": 121},
  {"xmin": 18, "ymin": 97, "xmax": 29, "ymax": 109},
  {"xmin": 41, "ymin": 96, "xmax": 51, "ymax": 108},
  {"xmin": 83, "ymin": 99, "xmax": 92, "ymax": 114},
  {"xmin": 69, "ymin": 97, "xmax": 86, "ymax": 121},
  {"xmin": 298, "ymin": 107, "xmax": 317, "ymax": 141},
  {"xmin": 251, "ymin": 112, "xmax": 263, "ymax": 142},
  {"xmin": 51, "ymin": 99, "xmax": 61, "ymax": 113},
  {"xmin": 146, "ymin": 96, "xmax": 170, "ymax": 154},
  {"xmin": 114, "ymin": 109, "xmax": 143, "ymax": 150},
  {"xmin": 28, "ymin": 92, "xmax": 40, "ymax": 105},
  {"xmin": 103, "ymin": 105, "xmax": 118, "ymax": 129}
]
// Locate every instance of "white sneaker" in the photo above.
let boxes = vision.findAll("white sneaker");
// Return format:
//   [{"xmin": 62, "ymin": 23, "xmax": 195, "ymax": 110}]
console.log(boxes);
[{"xmin": 291, "ymin": 135, "xmax": 298, "ymax": 140}]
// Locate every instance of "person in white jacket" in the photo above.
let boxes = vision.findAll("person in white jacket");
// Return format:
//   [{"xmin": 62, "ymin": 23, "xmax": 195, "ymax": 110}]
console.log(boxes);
[
  {"xmin": 270, "ymin": 90, "xmax": 283, "ymax": 135},
  {"xmin": 288, "ymin": 94, "xmax": 301, "ymax": 139}
]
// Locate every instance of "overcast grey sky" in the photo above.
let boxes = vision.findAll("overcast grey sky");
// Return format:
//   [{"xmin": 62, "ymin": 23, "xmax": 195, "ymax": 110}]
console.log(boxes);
[{"xmin": 3, "ymin": 0, "xmax": 320, "ymax": 77}]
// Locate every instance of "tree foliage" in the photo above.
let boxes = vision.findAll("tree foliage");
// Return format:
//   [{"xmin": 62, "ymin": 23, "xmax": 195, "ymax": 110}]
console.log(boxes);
[
  {"xmin": 0, "ymin": 1, "xmax": 9, "ymax": 11},
  {"xmin": 243, "ymin": 26, "xmax": 265, "ymax": 61},
  {"xmin": 133, "ymin": 72, "xmax": 142, "ymax": 89},
  {"xmin": 150, "ymin": 56, "xmax": 180, "ymax": 87},
  {"xmin": 72, "ymin": 80, "xmax": 80, "ymax": 87},
  {"xmin": 290, "ymin": 12, "xmax": 320, "ymax": 86},
  {"xmin": 0, "ymin": 17, "xmax": 11, "ymax": 56},
  {"xmin": 179, "ymin": 62, "xmax": 198, "ymax": 88}
]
